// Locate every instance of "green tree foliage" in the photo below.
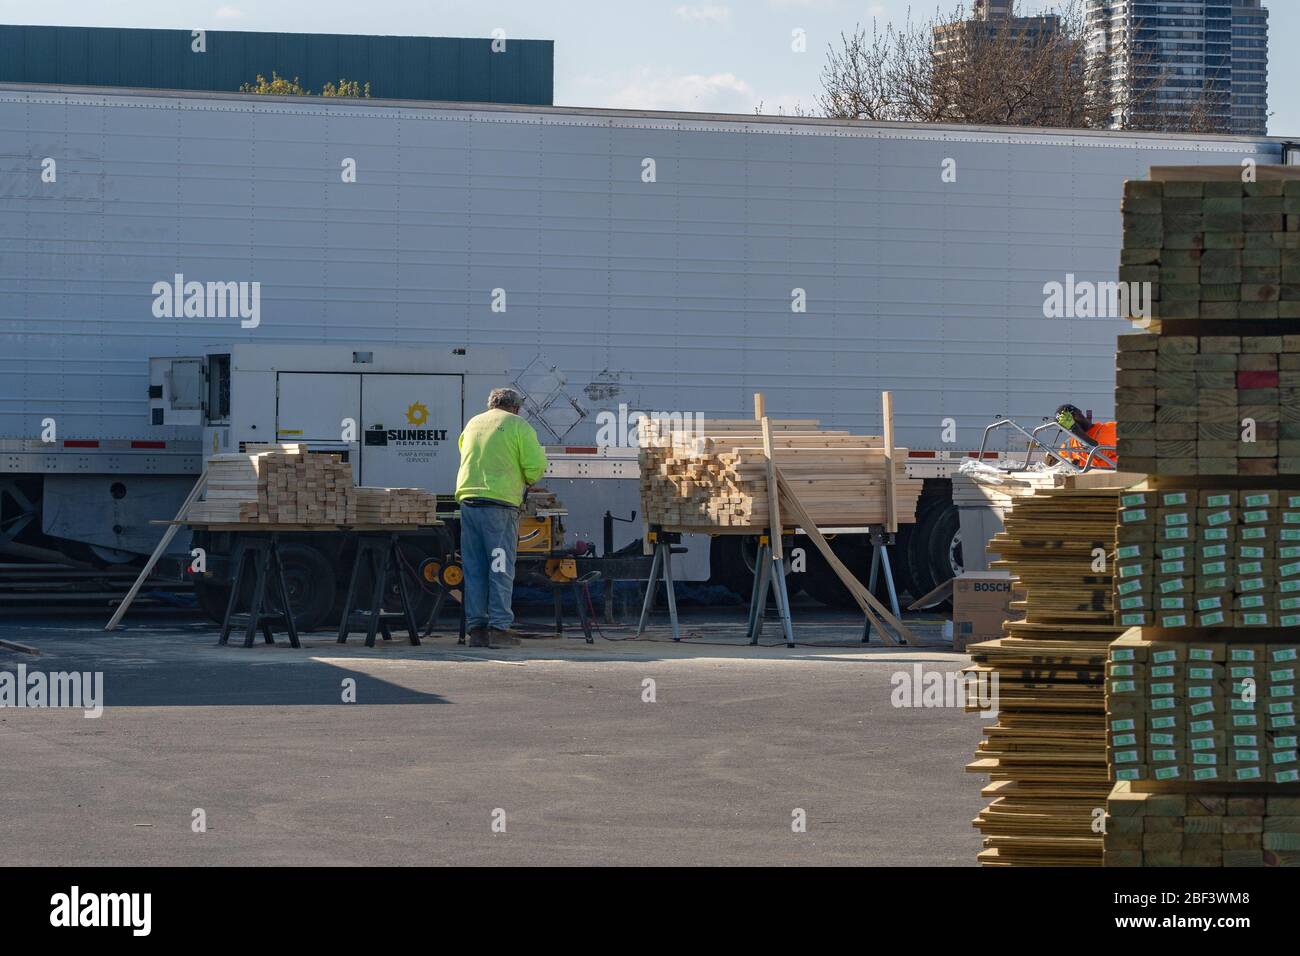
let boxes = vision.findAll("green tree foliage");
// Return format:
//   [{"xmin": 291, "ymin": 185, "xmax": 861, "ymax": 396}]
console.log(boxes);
[
  {"xmin": 240, "ymin": 73, "xmax": 371, "ymax": 98},
  {"xmin": 321, "ymin": 79, "xmax": 371, "ymax": 98}
]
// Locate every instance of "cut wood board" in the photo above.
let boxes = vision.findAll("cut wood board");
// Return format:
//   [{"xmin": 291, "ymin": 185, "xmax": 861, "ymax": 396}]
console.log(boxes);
[
  {"xmin": 966, "ymin": 484, "xmax": 1125, "ymax": 866},
  {"xmin": 638, "ymin": 415, "xmax": 922, "ymax": 530}
]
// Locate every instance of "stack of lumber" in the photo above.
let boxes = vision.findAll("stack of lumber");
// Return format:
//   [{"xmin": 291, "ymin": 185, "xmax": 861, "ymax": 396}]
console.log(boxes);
[
  {"xmin": 1113, "ymin": 487, "xmax": 1300, "ymax": 629},
  {"xmin": 1104, "ymin": 169, "xmax": 1300, "ymax": 868},
  {"xmin": 966, "ymin": 484, "xmax": 1126, "ymax": 866},
  {"xmin": 637, "ymin": 418, "xmax": 921, "ymax": 530},
  {"xmin": 256, "ymin": 448, "xmax": 353, "ymax": 524},
  {"xmin": 1115, "ymin": 331, "xmax": 1300, "ymax": 476},
  {"xmin": 185, "ymin": 452, "xmax": 266, "ymax": 523},
  {"xmin": 1107, "ymin": 629, "xmax": 1300, "ymax": 786},
  {"xmin": 952, "ymin": 470, "xmax": 1069, "ymax": 521},
  {"xmin": 1105, "ymin": 780, "xmax": 1300, "ymax": 867},
  {"xmin": 1120, "ymin": 173, "xmax": 1300, "ymax": 325},
  {"xmin": 185, "ymin": 445, "xmax": 439, "ymax": 526},
  {"xmin": 346, "ymin": 487, "xmax": 440, "ymax": 525}
]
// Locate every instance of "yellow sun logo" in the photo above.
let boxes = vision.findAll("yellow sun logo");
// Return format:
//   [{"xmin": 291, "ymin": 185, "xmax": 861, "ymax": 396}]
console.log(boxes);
[{"xmin": 405, "ymin": 401, "xmax": 429, "ymax": 426}]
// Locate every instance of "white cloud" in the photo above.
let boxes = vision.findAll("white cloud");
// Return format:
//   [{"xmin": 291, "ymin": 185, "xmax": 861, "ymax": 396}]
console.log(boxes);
[
  {"xmin": 675, "ymin": 4, "xmax": 732, "ymax": 24},
  {"xmin": 214, "ymin": 6, "xmax": 244, "ymax": 18},
  {"xmin": 593, "ymin": 69, "xmax": 757, "ymax": 113}
]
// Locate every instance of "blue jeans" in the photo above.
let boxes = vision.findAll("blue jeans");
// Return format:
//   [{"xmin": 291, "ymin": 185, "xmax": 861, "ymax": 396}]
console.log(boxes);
[{"xmin": 460, "ymin": 502, "xmax": 519, "ymax": 630}]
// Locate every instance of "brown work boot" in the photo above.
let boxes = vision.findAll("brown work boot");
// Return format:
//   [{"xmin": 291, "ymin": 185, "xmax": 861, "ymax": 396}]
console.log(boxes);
[
  {"xmin": 488, "ymin": 628, "xmax": 523, "ymax": 646},
  {"xmin": 468, "ymin": 627, "xmax": 489, "ymax": 647}
]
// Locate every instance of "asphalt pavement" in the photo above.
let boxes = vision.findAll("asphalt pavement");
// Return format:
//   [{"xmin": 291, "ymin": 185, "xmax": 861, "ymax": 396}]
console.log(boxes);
[{"xmin": 0, "ymin": 609, "xmax": 983, "ymax": 866}]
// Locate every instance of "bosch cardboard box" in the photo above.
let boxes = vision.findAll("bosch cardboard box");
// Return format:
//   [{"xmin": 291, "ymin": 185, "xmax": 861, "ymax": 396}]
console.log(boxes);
[{"xmin": 953, "ymin": 571, "xmax": 1017, "ymax": 652}]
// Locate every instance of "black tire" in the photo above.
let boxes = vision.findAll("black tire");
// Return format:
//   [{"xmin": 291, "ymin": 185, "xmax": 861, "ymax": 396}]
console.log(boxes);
[
  {"xmin": 889, "ymin": 523, "xmax": 916, "ymax": 598},
  {"xmin": 709, "ymin": 536, "xmax": 752, "ymax": 599},
  {"xmin": 798, "ymin": 536, "xmax": 869, "ymax": 610},
  {"xmin": 194, "ymin": 578, "xmax": 231, "ymax": 625},
  {"xmin": 265, "ymin": 544, "xmax": 337, "ymax": 632},
  {"xmin": 193, "ymin": 543, "xmax": 336, "ymax": 631},
  {"xmin": 922, "ymin": 503, "xmax": 963, "ymax": 611},
  {"xmin": 906, "ymin": 497, "xmax": 946, "ymax": 602},
  {"xmin": 710, "ymin": 535, "xmax": 804, "ymax": 603}
]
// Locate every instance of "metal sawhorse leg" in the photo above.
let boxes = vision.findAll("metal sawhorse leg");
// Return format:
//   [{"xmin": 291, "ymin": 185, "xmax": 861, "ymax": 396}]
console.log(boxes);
[
  {"xmin": 337, "ymin": 532, "xmax": 422, "ymax": 648},
  {"xmin": 553, "ymin": 573, "xmax": 600, "ymax": 644},
  {"xmin": 746, "ymin": 530, "xmax": 795, "ymax": 648},
  {"xmin": 636, "ymin": 529, "xmax": 681, "ymax": 641},
  {"xmin": 861, "ymin": 526, "xmax": 907, "ymax": 645},
  {"xmin": 218, "ymin": 532, "xmax": 301, "ymax": 649}
]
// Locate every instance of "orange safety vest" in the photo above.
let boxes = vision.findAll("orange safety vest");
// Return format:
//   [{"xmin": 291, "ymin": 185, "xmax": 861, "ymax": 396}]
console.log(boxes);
[{"xmin": 1060, "ymin": 420, "xmax": 1118, "ymax": 469}]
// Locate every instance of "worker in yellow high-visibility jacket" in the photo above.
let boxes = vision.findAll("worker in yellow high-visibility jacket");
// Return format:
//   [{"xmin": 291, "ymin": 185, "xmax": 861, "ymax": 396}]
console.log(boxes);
[{"xmin": 455, "ymin": 387, "xmax": 548, "ymax": 648}]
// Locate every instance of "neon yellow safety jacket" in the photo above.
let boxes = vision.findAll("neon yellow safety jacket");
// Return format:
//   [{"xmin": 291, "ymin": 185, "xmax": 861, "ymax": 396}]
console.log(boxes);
[{"xmin": 455, "ymin": 408, "xmax": 548, "ymax": 507}]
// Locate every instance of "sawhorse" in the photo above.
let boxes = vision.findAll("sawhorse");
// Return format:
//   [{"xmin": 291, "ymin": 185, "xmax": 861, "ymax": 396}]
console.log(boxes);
[
  {"xmin": 425, "ymin": 582, "xmax": 468, "ymax": 645},
  {"xmin": 636, "ymin": 529, "xmax": 682, "ymax": 641},
  {"xmin": 747, "ymin": 529, "xmax": 795, "ymax": 647},
  {"xmin": 861, "ymin": 525, "xmax": 907, "ymax": 645},
  {"xmin": 218, "ymin": 532, "xmax": 300, "ymax": 648},
  {"xmin": 337, "ymin": 531, "xmax": 422, "ymax": 648},
  {"xmin": 554, "ymin": 572, "xmax": 600, "ymax": 644}
]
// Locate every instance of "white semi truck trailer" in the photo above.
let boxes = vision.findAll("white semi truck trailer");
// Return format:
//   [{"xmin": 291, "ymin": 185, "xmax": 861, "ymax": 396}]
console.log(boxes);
[{"xmin": 1, "ymin": 82, "xmax": 1295, "ymax": 615}]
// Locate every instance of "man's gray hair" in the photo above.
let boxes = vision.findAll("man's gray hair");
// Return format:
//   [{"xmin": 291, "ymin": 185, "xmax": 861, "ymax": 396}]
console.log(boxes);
[{"xmin": 488, "ymin": 387, "xmax": 526, "ymax": 411}]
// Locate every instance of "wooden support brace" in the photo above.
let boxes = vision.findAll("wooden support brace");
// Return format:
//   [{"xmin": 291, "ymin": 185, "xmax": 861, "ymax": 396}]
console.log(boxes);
[{"xmin": 776, "ymin": 468, "xmax": 916, "ymax": 645}]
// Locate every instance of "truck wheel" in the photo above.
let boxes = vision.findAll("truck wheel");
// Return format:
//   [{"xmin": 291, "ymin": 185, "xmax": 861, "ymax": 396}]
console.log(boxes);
[
  {"xmin": 798, "ymin": 537, "xmax": 868, "ymax": 610},
  {"xmin": 709, "ymin": 535, "xmax": 804, "ymax": 603},
  {"xmin": 194, "ymin": 579, "xmax": 231, "ymax": 625},
  {"xmin": 265, "ymin": 544, "xmax": 337, "ymax": 632},
  {"xmin": 922, "ymin": 503, "xmax": 962, "ymax": 609},
  {"xmin": 905, "ymin": 496, "xmax": 946, "ymax": 601},
  {"xmin": 889, "ymin": 524, "xmax": 916, "ymax": 597},
  {"xmin": 709, "ymin": 536, "xmax": 754, "ymax": 600}
]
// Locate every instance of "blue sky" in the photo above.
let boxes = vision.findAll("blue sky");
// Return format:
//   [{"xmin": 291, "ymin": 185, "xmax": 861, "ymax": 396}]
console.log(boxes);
[{"xmin": 4, "ymin": 1, "xmax": 1296, "ymax": 134}]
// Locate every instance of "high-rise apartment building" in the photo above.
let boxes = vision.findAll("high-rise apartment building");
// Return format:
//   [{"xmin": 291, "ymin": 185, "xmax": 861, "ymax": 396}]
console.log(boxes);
[
  {"xmin": 1232, "ymin": 0, "xmax": 1270, "ymax": 134},
  {"xmin": 932, "ymin": 0, "xmax": 1061, "ymax": 70},
  {"xmin": 1086, "ymin": 1, "xmax": 1269, "ymax": 134}
]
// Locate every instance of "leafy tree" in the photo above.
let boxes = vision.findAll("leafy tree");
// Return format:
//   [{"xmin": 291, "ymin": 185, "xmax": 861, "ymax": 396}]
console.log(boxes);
[
  {"xmin": 240, "ymin": 73, "xmax": 371, "ymax": 98},
  {"xmin": 240, "ymin": 72, "xmax": 310, "ymax": 96}
]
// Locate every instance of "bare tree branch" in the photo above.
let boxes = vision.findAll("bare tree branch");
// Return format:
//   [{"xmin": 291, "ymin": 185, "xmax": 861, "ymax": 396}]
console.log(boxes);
[{"xmin": 813, "ymin": 1, "xmax": 1233, "ymax": 133}]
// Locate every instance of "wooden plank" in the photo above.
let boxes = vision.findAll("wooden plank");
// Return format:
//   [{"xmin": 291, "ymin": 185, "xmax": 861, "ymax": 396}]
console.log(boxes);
[
  {"xmin": 882, "ymin": 390, "xmax": 897, "ymax": 533},
  {"xmin": 775, "ymin": 469, "xmax": 915, "ymax": 645},
  {"xmin": 104, "ymin": 472, "xmax": 208, "ymax": 631}
]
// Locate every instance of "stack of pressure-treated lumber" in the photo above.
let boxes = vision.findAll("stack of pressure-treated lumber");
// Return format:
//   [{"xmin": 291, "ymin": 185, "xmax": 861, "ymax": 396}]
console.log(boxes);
[
  {"xmin": 966, "ymin": 483, "xmax": 1128, "ymax": 866},
  {"xmin": 186, "ymin": 445, "xmax": 439, "ymax": 526},
  {"xmin": 1105, "ymin": 780, "xmax": 1300, "ymax": 866},
  {"xmin": 1115, "ymin": 331, "xmax": 1300, "ymax": 476},
  {"xmin": 1120, "ymin": 173, "xmax": 1300, "ymax": 326},
  {"xmin": 1102, "ymin": 168, "xmax": 1300, "ymax": 868},
  {"xmin": 637, "ymin": 418, "xmax": 921, "ymax": 530}
]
